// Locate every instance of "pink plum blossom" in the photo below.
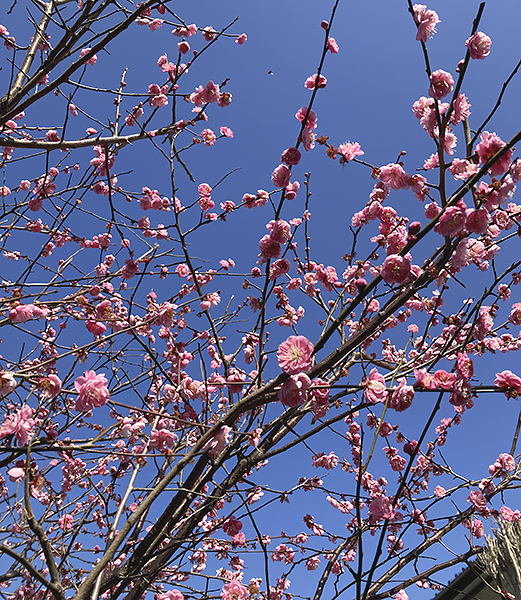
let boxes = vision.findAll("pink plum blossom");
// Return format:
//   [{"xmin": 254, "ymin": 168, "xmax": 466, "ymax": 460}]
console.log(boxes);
[
  {"xmin": 327, "ymin": 37, "xmax": 339, "ymax": 53},
  {"xmin": 304, "ymin": 74, "xmax": 327, "ymax": 89},
  {"xmin": 428, "ymin": 69, "xmax": 454, "ymax": 100},
  {"xmin": 86, "ymin": 320, "xmax": 107, "ymax": 336},
  {"xmin": 369, "ymin": 496, "xmax": 395, "ymax": 522},
  {"xmin": 171, "ymin": 24, "xmax": 196, "ymax": 37},
  {"xmin": 378, "ymin": 164, "xmax": 411, "ymax": 190},
  {"xmin": 489, "ymin": 453, "xmax": 515, "ymax": 476},
  {"xmin": 494, "ymin": 370, "xmax": 521, "ymax": 399},
  {"xmin": 434, "ymin": 201, "xmax": 467, "ymax": 237},
  {"xmin": 277, "ymin": 335, "xmax": 314, "ymax": 374},
  {"xmin": 205, "ymin": 426, "xmax": 231, "ymax": 458},
  {"xmin": 465, "ymin": 518, "xmax": 484, "ymax": 539},
  {"xmin": 413, "ymin": 4, "xmax": 440, "ymax": 42},
  {"xmin": 424, "ymin": 153, "xmax": 439, "ymax": 170},
  {"xmin": 338, "ymin": 142, "xmax": 364, "ymax": 164},
  {"xmin": 7, "ymin": 465, "xmax": 25, "ymax": 482},
  {"xmin": 157, "ymin": 592, "xmax": 184, "ymax": 600},
  {"xmin": 508, "ymin": 303, "xmax": 521, "ymax": 326},
  {"xmin": 467, "ymin": 490, "xmax": 488, "ymax": 514},
  {"xmin": 149, "ymin": 428, "xmax": 176, "ymax": 451},
  {"xmin": 434, "ymin": 486, "xmax": 446, "ymax": 498},
  {"xmin": 475, "ymin": 131, "xmax": 513, "ymax": 176},
  {"xmin": 176, "ymin": 264, "xmax": 189, "ymax": 278},
  {"xmin": 466, "ymin": 208, "xmax": 489, "ymax": 234},
  {"xmin": 226, "ymin": 368, "xmax": 246, "ymax": 394},
  {"xmin": 267, "ymin": 219, "xmax": 291, "ymax": 244},
  {"xmin": 148, "ymin": 19, "xmax": 163, "ymax": 31},
  {"xmin": 500, "ymin": 506, "xmax": 521, "ymax": 522},
  {"xmin": 178, "ymin": 41, "xmax": 190, "ymax": 54},
  {"xmin": 236, "ymin": 34, "xmax": 247, "ymax": 45},
  {"xmin": 434, "ymin": 370, "xmax": 455, "ymax": 390},
  {"xmin": 296, "ymin": 106, "xmax": 317, "ymax": 129},
  {"xmin": 449, "ymin": 159, "xmax": 479, "ymax": 181},
  {"xmin": 465, "ymin": 31, "xmax": 491, "ymax": 60},
  {"xmin": 363, "ymin": 368, "xmax": 387, "ymax": 404},
  {"xmin": 243, "ymin": 189, "xmax": 269, "ymax": 209},
  {"xmin": 220, "ymin": 125, "xmax": 233, "ymax": 136},
  {"xmin": 202, "ymin": 26, "xmax": 216, "ymax": 41},
  {"xmin": 281, "ymin": 147, "xmax": 301, "ymax": 166},
  {"xmin": 457, "ymin": 353, "xmax": 474, "ymax": 380},
  {"xmin": 200, "ymin": 292, "xmax": 220, "ymax": 311},
  {"xmin": 511, "ymin": 159, "xmax": 521, "ymax": 183},
  {"xmin": 301, "ymin": 127, "xmax": 316, "ymax": 151},
  {"xmin": 46, "ymin": 130, "xmax": 59, "ymax": 142},
  {"xmin": 9, "ymin": 303, "xmax": 49, "ymax": 323},
  {"xmin": 258, "ymin": 234, "xmax": 281, "ymax": 262},
  {"xmin": 148, "ymin": 83, "xmax": 168, "ymax": 107},
  {"xmin": 0, "ymin": 405, "xmax": 34, "ymax": 445},
  {"xmin": 474, "ymin": 306, "xmax": 494, "ymax": 341},
  {"xmin": 202, "ymin": 80, "xmax": 220, "ymax": 103},
  {"xmin": 285, "ymin": 181, "xmax": 300, "ymax": 200},
  {"xmin": 221, "ymin": 581, "xmax": 247, "ymax": 600},
  {"xmin": 201, "ymin": 128, "xmax": 216, "ymax": 146},
  {"xmin": 40, "ymin": 374, "xmax": 62, "ymax": 399},
  {"xmin": 125, "ymin": 107, "xmax": 143, "ymax": 126},
  {"xmin": 75, "ymin": 370, "xmax": 110, "ymax": 411},
  {"xmin": 278, "ymin": 373, "xmax": 311, "ymax": 407},
  {"xmin": 269, "ymin": 258, "xmax": 291, "ymax": 280},
  {"xmin": 312, "ymin": 451, "xmax": 338, "ymax": 470},
  {"xmin": 59, "ymin": 514, "xmax": 74, "ymax": 530},
  {"xmin": 450, "ymin": 93, "xmax": 471, "ymax": 126},
  {"xmin": 222, "ymin": 515, "xmax": 243, "ymax": 536},
  {"xmin": 80, "ymin": 47, "xmax": 97, "ymax": 65},
  {"xmin": 388, "ymin": 379, "xmax": 414, "ymax": 412},
  {"xmin": 121, "ymin": 259, "xmax": 139, "ymax": 280},
  {"xmin": 158, "ymin": 302, "xmax": 177, "ymax": 326},
  {"xmin": 449, "ymin": 377, "xmax": 473, "ymax": 408},
  {"xmin": 381, "ymin": 254, "xmax": 411, "ymax": 285},
  {"xmin": 271, "ymin": 164, "xmax": 291, "ymax": 188},
  {"xmin": 0, "ymin": 372, "xmax": 16, "ymax": 396}
]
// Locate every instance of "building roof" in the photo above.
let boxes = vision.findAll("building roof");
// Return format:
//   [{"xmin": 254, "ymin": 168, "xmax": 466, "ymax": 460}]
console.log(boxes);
[{"xmin": 432, "ymin": 563, "xmax": 497, "ymax": 600}]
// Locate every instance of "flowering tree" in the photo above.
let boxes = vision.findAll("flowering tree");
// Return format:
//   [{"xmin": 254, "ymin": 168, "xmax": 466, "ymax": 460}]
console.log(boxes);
[{"xmin": 1, "ymin": 2, "xmax": 521, "ymax": 600}]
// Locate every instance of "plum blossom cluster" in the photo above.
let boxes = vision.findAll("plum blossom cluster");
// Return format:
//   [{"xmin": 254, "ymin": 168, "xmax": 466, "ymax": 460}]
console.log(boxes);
[
  {"xmin": 413, "ymin": 4, "xmax": 440, "ymax": 42},
  {"xmin": 75, "ymin": 370, "xmax": 110, "ymax": 411},
  {"xmin": 9, "ymin": 303, "xmax": 50, "ymax": 323},
  {"xmin": 257, "ymin": 218, "xmax": 293, "ymax": 264}
]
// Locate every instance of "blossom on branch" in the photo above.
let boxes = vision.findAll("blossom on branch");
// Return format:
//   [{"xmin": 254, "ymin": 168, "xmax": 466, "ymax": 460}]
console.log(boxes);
[
  {"xmin": 0, "ymin": 372, "xmax": 16, "ymax": 396},
  {"xmin": 205, "ymin": 426, "xmax": 231, "ymax": 458},
  {"xmin": 413, "ymin": 4, "xmax": 440, "ymax": 42},
  {"xmin": 475, "ymin": 131, "xmax": 513, "ymax": 176},
  {"xmin": 278, "ymin": 373, "xmax": 311, "ymax": 407},
  {"xmin": 75, "ymin": 371, "xmax": 110, "ymax": 412},
  {"xmin": 369, "ymin": 495, "xmax": 395, "ymax": 522},
  {"xmin": 428, "ymin": 69, "xmax": 454, "ymax": 100},
  {"xmin": 363, "ymin": 368, "xmax": 387, "ymax": 404},
  {"xmin": 381, "ymin": 254, "xmax": 411, "ymax": 285},
  {"xmin": 304, "ymin": 74, "xmax": 327, "ymax": 90},
  {"xmin": 494, "ymin": 370, "xmax": 521, "ymax": 399},
  {"xmin": 338, "ymin": 141, "xmax": 364, "ymax": 164},
  {"xmin": 465, "ymin": 31, "xmax": 491, "ymax": 60},
  {"xmin": 0, "ymin": 406, "xmax": 34, "ymax": 445},
  {"xmin": 221, "ymin": 581, "xmax": 247, "ymax": 600},
  {"xmin": 277, "ymin": 335, "xmax": 314, "ymax": 374}
]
